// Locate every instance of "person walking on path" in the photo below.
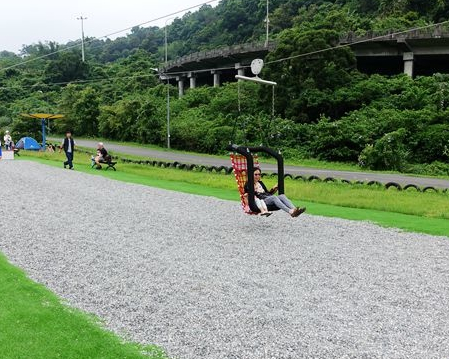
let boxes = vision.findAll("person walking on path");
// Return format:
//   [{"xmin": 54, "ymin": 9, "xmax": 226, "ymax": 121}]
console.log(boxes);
[{"xmin": 59, "ymin": 131, "xmax": 75, "ymax": 169}]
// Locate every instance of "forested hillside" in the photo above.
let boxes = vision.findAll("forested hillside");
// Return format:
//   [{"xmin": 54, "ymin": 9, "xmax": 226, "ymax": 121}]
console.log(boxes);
[{"xmin": 1, "ymin": 0, "xmax": 449, "ymax": 174}]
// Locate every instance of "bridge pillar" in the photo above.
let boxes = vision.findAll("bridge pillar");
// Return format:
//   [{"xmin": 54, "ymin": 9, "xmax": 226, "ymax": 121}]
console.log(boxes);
[
  {"xmin": 188, "ymin": 72, "xmax": 196, "ymax": 89},
  {"xmin": 211, "ymin": 70, "xmax": 221, "ymax": 87},
  {"xmin": 176, "ymin": 76, "xmax": 185, "ymax": 97},
  {"xmin": 403, "ymin": 52, "xmax": 414, "ymax": 77},
  {"xmin": 235, "ymin": 63, "xmax": 245, "ymax": 79}
]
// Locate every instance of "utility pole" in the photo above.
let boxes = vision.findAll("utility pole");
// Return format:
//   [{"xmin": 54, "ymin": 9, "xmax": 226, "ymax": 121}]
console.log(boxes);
[
  {"xmin": 77, "ymin": 16, "xmax": 87, "ymax": 62},
  {"xmin": 165, "ymin": 18, "xmax": 174, "ymax": 149},
  {"xmin": 265, "ymin": 0, "xmax": 270, "ymax": 48}
]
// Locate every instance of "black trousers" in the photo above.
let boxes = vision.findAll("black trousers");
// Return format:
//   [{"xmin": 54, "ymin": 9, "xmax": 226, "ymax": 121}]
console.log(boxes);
[{"xmin": 64, "ymin": 151, "xmax": 74, "ymax": 168}]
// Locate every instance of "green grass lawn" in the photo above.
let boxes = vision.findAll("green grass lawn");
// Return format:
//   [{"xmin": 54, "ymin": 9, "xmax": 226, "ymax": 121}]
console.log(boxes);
[
  {"xmin": 50, "ymin": 135, "xmax": 449, "ymax": 179},
  {"xmin": 0, "ymin": 253, "xmax": 166, "ymax": 359},
  {"xmin": 17, "ymin": 150, "xmax": 449, "ymax": 237}
]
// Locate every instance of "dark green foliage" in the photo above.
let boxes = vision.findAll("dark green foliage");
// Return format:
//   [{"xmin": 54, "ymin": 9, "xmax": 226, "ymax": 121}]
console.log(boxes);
[
  {"xmin": 44, "ymin": 51, "xmax": 89, "ymax": 84},
  {"xmin": 359, "ymin": 128, "xmax": 409, "ymax": 171},
  {"xmin": 264, "ymin": 27, "xmax": 357, "ymax": 122}
]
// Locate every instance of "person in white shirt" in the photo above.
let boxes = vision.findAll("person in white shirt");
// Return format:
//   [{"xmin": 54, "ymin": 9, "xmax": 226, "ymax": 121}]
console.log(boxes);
[{"xmin": 3, "ymin": 130, "xmax": 12, "ymax": 150}]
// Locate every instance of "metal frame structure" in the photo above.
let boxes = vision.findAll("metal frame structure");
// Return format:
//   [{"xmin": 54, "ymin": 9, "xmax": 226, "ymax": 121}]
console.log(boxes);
[
  {"xmin": 21, "ymin": 113, "xmax": 64, "ymax": 149},
  {"xmin": 227, "ymin": 144, "xmax": 284, "ymax": 213}
]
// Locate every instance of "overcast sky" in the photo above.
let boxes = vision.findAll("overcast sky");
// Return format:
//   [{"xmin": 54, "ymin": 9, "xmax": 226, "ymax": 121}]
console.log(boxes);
[{"xmin": 0, "ymin": 0, "xmax": 218, "ymax": 53}]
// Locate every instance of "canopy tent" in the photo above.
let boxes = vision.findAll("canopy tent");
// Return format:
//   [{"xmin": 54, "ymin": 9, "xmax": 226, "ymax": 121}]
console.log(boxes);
[
  {"xmin": 21, "ymin": 113, "xmax": 64, "ymax": 149},
  {"xmin": 15, "ymin": 137, "xmax": 41, "ymax": 150}
]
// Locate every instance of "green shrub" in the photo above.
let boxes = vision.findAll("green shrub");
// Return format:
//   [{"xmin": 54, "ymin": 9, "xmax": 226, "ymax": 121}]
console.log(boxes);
[
  {"xmin": 406, "ymin": 161, "xmax": 449, "ymax": 176},
  {"xmin": 358, "ymin": 128, "xmax": 409, "ymax": 171}
]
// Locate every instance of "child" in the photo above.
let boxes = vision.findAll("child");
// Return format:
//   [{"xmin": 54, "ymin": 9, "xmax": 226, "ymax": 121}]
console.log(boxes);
[
  {"xmin": 243, "ymin": 191, "xmax": 272, "ymax": 217},
  {"xmin": 255, "ymin": 196, "xmax": 272, "ymax": 217}
]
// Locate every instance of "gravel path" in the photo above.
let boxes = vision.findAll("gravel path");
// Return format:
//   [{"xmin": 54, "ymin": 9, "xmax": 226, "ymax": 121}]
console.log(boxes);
[{"xmin": 1, "ymin": 161, "xmax": 449, "ymax": 359}]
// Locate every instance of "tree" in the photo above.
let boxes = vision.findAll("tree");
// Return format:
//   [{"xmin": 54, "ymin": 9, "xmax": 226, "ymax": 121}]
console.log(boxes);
[
  {"xmin": 264, "ymin": 27, "xmax": 356, "ymax": 122},
  {"xmin": 56, "ymin": 85, "xmax": 99, "ymax": 136},
  {"xmin": 44, "ymin": 51, "xmax": 89, "ymax": 84}
]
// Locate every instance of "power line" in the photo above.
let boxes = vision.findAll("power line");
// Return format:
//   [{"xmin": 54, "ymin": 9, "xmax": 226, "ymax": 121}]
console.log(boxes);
[
  {"xmin": 0, "ymin": 0, "xmax": 220, "ymax": 72},
  {"xmin": 0, "ymin": 72, "xmax": 161, "ymax": 91},
  {"xmin": 0, "ymin": 63, "xmax": 246, "ymax": 91}
]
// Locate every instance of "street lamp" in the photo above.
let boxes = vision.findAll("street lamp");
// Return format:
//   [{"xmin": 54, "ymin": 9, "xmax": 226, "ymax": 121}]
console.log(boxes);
[
  {"xmin": 164, "ymin": 17, "xmax": 175, "ymax": 149},
  {"xmin": 77, "ymin": 15, "xmax": 88, "ymax": 62}
]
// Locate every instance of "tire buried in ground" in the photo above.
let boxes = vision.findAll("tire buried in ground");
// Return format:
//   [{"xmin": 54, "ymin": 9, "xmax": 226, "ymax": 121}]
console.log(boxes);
[
  {"xmin": 367, "ymin": 181, "xmax": 382, "ymax": 187},
  {"xmin": 308, "ymin": 175, "xmax": 321, "ymax": 182},
  {"xmin": 423, "ymin": 186, "xmax": 438, "ymax": 193},
  {"xmin": 403, "ymin": 184, "xmax": 421, "ymax": 192},
  {"xmin": 385, "ymin": 182, "xmax": 402, "ymax": 191}
]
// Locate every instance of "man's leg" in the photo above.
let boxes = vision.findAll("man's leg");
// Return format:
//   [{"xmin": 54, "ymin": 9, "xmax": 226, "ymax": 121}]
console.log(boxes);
[
  {"xmin": 63, "ymin": 151, "xmax": 69, "ymax": 167},
  {"xmin": 67, "ymin": 152, "xmax": 74, "ymax": 168}
]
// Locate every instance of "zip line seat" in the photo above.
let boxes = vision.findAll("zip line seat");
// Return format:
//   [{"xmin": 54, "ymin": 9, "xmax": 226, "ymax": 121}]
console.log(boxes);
[{"xmin": 228, "ymin": 144, "xmax": 285, "ymax": 215}]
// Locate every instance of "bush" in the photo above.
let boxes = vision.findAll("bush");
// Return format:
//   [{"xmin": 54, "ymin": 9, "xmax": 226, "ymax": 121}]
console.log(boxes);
[
  {"xmin": 358, "ymin": 128, "xmax": 409, "ymax": 171},
  {"xmin": 406, "ymin": 161, "xmax": 449, "ymax": 177}
]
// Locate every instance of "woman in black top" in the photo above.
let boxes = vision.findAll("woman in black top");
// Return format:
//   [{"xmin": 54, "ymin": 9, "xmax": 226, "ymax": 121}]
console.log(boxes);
[{"xmin": 244, "ymin": 167, "xmax": 306, "ymax": 217}]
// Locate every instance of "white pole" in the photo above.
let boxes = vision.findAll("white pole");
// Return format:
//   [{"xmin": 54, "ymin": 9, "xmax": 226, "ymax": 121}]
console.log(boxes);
[
  {"xmin": 235, "ymin": 75, "xmax": 277, "ymax": 86},
  {"xmin": 77, "ymin": 16, "xmax": 87, "ymax": 62},
  {"xmin": 265, "ymin": 0, "xmax": 269, "ymax": 48},
  {"xmin": 165, "ymin": 22, "xmax": 168, "ymax": 65},
  {"xmin": 165, "ymin": 18, "xmax": 174, "ymax": 149}
]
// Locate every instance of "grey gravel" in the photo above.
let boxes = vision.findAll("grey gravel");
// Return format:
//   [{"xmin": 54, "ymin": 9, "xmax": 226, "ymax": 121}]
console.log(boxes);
[{"xmin": 1, "ymin": 160, "xmax": 449, "ymax": 359}]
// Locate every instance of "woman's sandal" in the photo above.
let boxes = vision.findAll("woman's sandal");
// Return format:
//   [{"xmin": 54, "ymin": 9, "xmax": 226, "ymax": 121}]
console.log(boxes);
[{"xmin": 292, "ymin": 207, "xmax": 306, "ymax": 217}]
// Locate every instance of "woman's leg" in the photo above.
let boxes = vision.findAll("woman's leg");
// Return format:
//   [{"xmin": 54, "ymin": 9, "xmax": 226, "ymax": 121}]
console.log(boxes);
[
  {"xmin": 263, "ymin": 196, "xmax": 291, "ymax": 213},
  {"xmin": 277, "ymin": 194, "xmax": 296, "ymax": 210}
]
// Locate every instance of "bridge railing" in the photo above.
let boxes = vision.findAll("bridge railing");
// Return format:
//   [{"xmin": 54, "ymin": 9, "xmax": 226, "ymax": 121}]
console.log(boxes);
[
  {"xmin": 341, "ymin": 24, "xmax": 449, "ymax": 44},
  {"xmin": 162, "ymin": 40, "xmax": 277, "ymax": 71}
]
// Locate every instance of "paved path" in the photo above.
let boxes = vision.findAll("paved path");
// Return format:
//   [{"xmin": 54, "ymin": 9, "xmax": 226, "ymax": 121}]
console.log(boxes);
[{"xmin": 67, "ymin": 138, "xmax": 449, "ymax": 190}]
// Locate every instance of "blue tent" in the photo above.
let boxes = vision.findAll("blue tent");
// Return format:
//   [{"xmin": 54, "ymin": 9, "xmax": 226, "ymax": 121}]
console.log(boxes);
[{"xmin": 15, "ymin": 137, "xmax": 41, "ymax": 150}]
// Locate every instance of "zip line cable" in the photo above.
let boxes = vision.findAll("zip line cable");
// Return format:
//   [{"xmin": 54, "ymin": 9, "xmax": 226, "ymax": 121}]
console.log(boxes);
[
  {"xmin": 0, "ymin": 72, "xmax": 161, "ymax": 91},
  {"xmin": 0, "ymin": 0, "xmax": 220, "ymax": 72}
]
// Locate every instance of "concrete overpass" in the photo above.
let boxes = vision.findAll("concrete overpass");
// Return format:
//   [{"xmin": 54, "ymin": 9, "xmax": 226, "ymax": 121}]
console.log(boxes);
[
  {"xmin": 340, "ymin": 25, "xmax": 449, "ymax": 77},
  {"xmin": 160, "ymin": 26, "xmax": 449, "ymax": 97},
  {"xmin": 160, "ymin": 41, "xmax": 276, "ymax": 97}
]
